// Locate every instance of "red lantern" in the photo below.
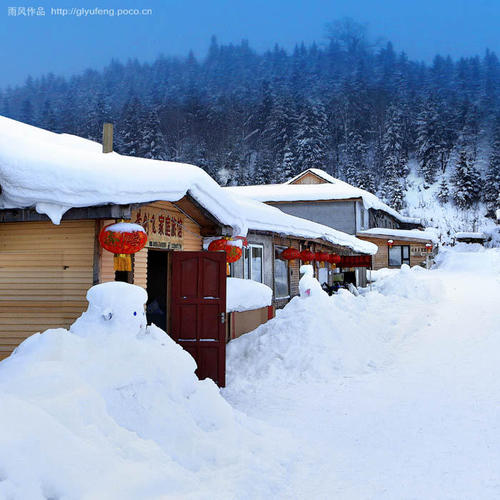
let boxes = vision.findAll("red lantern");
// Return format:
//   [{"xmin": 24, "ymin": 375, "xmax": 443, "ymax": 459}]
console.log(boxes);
[
  {"xmin": 208, "ymin": 238, "xmax": 243, "ymax": 264},
  {"xmin": 99, "ymin": 222, "xmax": 148, "ymax": 272},
  {"xmin": 329, "ymin": 254, "xmax": 341, "ymax": 265},
  {"xmin": 315, "ymin": 251, "xmax": 330, "ymax": 268},
  {"xmin": 387, "ymin": 239, "xmax": 394, "ymax": 248},
  {"xmin": 300, "ymin": 249, "xmax": 315, "ymax": 263},
  {"xmin": 425, "ymin": 243, "xmax": 433, "ymax": 252},
  {"xmin": 281, "ymin": 247, "xmax": 301, "ymax": 262},
  {"xmin": 208, "ymin": 238, "xmax": 228, "ymax": 253},
  {"xmin": 225, "ymin": 243, "xmax": 243, "ymax": 263}
]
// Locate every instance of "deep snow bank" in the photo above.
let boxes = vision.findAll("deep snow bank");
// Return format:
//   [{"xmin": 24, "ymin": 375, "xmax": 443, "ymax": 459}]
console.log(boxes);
[
  {"xmin": 227, "ymin": 278, "xmax": 272, "ymax": 313},
  {"xmin": 0, "ymin": 282, "xmax": 292, "ymax": 499},
  {"xmin": 226, "ymin": 265, "xmax": 440, "ymax": 389},
  {"xmin": 434, "ymin": 243, "xmax": 500, "ymax": 274}
]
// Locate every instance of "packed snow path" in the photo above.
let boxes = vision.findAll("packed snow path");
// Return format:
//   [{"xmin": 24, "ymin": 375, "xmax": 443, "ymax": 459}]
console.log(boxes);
[{"xmin": 224, "ymin": 246, "xmax": 500, "ymax": 499}]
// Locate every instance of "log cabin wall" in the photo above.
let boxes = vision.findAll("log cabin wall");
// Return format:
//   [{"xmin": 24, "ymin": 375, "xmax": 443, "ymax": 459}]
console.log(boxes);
[
  {"xmin": 0, "ymin": 200, "xmax": 206, "ymax": 360},
  {"xmin": 290, "ymin": 171, "xmax": 327, "ymax": 185},
  {"xmin": 359, "ymin": 236, "xmax": 431, "ymax": 270},
  {"xmin": 0, "ymin": 219, "xmax": 96, "ymax": 360}
]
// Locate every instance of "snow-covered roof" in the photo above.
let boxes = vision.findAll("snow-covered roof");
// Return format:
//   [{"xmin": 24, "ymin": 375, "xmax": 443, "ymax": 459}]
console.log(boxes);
[
  {"xmin": 227, "ymin": 278, "xmax": 273, "ymax": 313},
  {"xmin": 0, "ymin": 116, "xmax": 247, "ymax": 235},
  {"xmin": 226, "ymin": 194, "xmax": 377, "ymax": 255},
  {"xmin": 454, "ymin": 232, "xmax": 487, "ymax": 240},
  {"xmin": 357, "ymin": 227, "xmax": 439, "ymax": 244},
  {"xmin": 226, "ymin": 170, "xmax": 420, "ymax": 225}
]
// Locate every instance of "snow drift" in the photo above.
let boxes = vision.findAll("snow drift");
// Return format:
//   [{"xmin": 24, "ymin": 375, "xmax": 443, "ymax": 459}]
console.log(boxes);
[
  {"xmin": 0, "ymin": 282, "xmax": 292, "ymax": 499},
  {"xmin": 226, "ymin": 264, "xmax": 441, "ymax": 388}
]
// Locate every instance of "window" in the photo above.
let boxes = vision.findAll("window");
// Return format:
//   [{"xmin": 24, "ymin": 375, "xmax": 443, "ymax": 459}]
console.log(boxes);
[
  {"xmin": 244, "ymin": 244, "xmax": 263, "ymax": 282},
  {"xmin": 388, "ymin": 245, "xmax": 410, "ymax": 267},
  {"xmin": 274, "ymin": 246, "xmax": 289, "ymax": 298}
]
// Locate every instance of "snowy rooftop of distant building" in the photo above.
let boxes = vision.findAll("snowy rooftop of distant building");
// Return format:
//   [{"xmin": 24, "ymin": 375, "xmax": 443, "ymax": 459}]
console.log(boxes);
[
  {"xmin": 0, "ymin": 116, "xmax": 247, "ymax": 234},
  {"xmin": 225, "ymin": 168, "xmax": 420, "ymax": 225},
  {"xmin": 226, "ymin": 194, "xmax": 378, "ymax": 255},
  {"xmin": 357, "ymin": 227, "xmax": 438, "ymax": 244},
  {"xmin": 454, "ymin": 232, "xmax": 488, "ymax": 240}
]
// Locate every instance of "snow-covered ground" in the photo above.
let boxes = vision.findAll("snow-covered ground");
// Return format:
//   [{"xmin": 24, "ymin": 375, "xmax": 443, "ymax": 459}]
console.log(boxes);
[
  {"xmin": 225, "ymin": 244, "xmax": 500, "ymax": 498},
  {"xmin": 1, "ymin": 245, "xmax": 499, "ymax": 499}
]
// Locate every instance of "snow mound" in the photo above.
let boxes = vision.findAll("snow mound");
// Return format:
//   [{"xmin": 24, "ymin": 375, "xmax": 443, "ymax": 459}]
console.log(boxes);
[
  {"xmin": 227, "ymin": 278, "xmax": 272, "ymax": 313},
  {"xmin": 371, "ymin": 264, "xmax": 444, "ymax": 302},
  {"xmin": 435, "ymin": 244, "xmax": 500, "ymax": 275},
  {"xmin": 226, "ymin": 270, "xmax": 426, "ymax": 387},
  {"xmin": 0, "ymin": 282, "xmax": 292, "ymax": 499}
]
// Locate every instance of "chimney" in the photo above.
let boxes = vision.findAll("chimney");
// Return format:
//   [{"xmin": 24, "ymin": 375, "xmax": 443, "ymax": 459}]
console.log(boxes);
[{"xmin": 102, "ymin": 123, "xmax": 113, "ymax": 153}]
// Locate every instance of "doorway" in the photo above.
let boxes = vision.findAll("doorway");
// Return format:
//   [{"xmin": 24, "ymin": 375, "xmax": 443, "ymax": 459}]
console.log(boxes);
[
  {"xmin": 146, "ymin": 250, "xmax": 168, "ymax": 331},
  {"xmin": 170, "ymin": 251, "xmax": 227, "ymax": 387}
]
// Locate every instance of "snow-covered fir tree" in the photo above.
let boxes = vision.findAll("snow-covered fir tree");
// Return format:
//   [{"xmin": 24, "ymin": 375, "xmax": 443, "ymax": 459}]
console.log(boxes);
[
  {"xmin": 436, "ymin": 177, "xmax": 450, "ymax": 204},
  {"xmin": 484, "ymin": 120, "xmax": 500, "ymax": 215},
  {"xmin": 1, "ymin": 22, "xmax": 498, "ymax": 212},
  {"xmin": 452, "ymin": 151, "xmax": 482, "ymax": 209}
]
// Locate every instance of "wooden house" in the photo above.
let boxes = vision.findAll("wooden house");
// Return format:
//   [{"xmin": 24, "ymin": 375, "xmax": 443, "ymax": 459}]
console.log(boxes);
[
  {"xmin": 356, "ymin": 228, "xmax": 437, "ymax": 270},
  {"xmin": 225, "ymin": 168, "xmax": 436, "ymax": 274},
  {"xmin": 216, "ymin": 193, "xmax": 377, "ymax": 339},
  {"xmin": 0, "ymin": 118, "xmax": 376, "ymax": 385},
  {"xmin": 0, "ymin": 117, "xmax": 249, "ymax": 386}
]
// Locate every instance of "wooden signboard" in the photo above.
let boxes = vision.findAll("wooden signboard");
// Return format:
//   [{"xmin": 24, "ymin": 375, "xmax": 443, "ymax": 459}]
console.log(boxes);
[
  {"xmin": 411, "ymin": 245, "xmax": 428, "ymax": 257},
  {"xmin": 133, "ymin": 207, "xmax": 184, "ymax": 250}
]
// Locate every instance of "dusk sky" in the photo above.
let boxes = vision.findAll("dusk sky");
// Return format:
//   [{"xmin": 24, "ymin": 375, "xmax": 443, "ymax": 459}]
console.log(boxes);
[{"xmin": 1, "ymin": 0, "xmax": 499, "ymax": 87}]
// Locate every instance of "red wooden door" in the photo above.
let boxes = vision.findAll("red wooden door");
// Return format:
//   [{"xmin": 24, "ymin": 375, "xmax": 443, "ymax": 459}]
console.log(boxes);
[{"xmin": 171, "ymin": 251, "xmax": 226, "ymax": 387}]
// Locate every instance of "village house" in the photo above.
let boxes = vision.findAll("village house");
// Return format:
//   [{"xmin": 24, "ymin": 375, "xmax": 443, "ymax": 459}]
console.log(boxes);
[
  {"xmin": 0, "ymin": 118, "xmax": 376, "ymax": 385},
  {"xmin": 225, "ymin": 168, "xmax": 437, "ymax": 272},
  {"xmin": 210, "ymin": 194, "xmax": 376, "ymax": 340}
]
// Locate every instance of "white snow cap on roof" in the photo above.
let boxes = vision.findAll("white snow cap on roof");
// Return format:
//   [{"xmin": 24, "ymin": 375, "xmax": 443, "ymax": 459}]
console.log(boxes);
[
  {"xmin": 358, "ymin": 227, "xmax": 439, "ymax": 244},
  {"xmin": 225, "ymin": 194, "xmax": 377, "ymax": 255},
  {"xmin": 226, "ymin": 168, "xmax": 420, "ymax": 225},
  {"xmin": 0, "ymin": 116, "xmax": 247, "ymax": 235},
  {"xmin": 454, "ymin": 231, "xmax": 487, "ymax": 240}
]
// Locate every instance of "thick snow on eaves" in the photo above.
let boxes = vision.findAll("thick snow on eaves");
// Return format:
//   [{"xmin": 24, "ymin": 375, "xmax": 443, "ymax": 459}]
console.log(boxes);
[
  {"xmin": 227, "ymin": 194, "xmax": 377, "ymax": 255},
  {"xmin": 227, "ymin": 174, "xmax": 419, "ymax": 225},
  {"xmin": 0, "ymin": 116, "xmax": 247, "ymax": 235},
  {"xmin": 358, "ymin": 227, "xmax": 439, "ymax": 243}
]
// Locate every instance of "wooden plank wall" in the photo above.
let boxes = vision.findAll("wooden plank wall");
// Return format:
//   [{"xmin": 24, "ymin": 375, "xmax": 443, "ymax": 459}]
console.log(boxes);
[
  {"xmin": 0, "ymin": 220, "xmax": 95, "ymax": 360},
  {"xmin": 359, "ymin": 237, "xmax": 431, "ymax": 270},
  {"xmin": 291, "ymin": 172, "xmax": 326, "ymax": 185}
]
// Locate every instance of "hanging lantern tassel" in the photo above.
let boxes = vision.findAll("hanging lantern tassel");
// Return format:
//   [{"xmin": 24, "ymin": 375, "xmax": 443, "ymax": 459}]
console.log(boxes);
[
  {"xmin": 99, "ymin": 222, "xmax": 148, "ymax": 275},
  {"xmin": 113, "ymin": 253, "xmax": 132, "ymax": 272}
]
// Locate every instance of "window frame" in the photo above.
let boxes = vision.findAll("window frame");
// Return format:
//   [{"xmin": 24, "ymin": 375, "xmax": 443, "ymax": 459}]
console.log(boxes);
[
  {"xmin": 244, "ymin": 243, "xmax": 264, "ymax": 283},
  {"xmin": 388, "ymin": 244, "xmax": 411, "ymax": 267},
  {"xmin": 273, "ymin": 244, "xmax": 290, "ymax": 299}
]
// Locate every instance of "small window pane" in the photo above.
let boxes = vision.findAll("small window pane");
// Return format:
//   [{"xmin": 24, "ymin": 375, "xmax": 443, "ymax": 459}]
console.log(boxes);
[
  {"xmin": 251, "ymin": 246, "xmax": 263, "ymax": 283},
  {"xmin": 389, "ymin": 246, "xmax": 402, "ymax": 266},
  {"xmin": 243, "ymin": 248, "xmax": 250, "ymax": 279},
  {"xmin": 402, "ymin": 246, "xmax": 410, "ymax": 264},
  {"xmin": 318, "ymin": 267, "xmax": 328, "ymax": 285},
  {"xmin": 274, "ymin": 247, "xmax": 289, "ymax": 298}
]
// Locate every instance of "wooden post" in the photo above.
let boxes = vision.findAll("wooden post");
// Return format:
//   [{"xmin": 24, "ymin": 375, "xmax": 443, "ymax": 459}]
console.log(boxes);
[{"xmin": 102, "ymin": 123, "xmax": 113, "ymax": 153}]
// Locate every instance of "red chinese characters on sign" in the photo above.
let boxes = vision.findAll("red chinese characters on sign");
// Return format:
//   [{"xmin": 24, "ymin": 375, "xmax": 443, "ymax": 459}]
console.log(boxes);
[{"xmin": 133, "ymin": 208, "xmax": 184, "ymax": 249}]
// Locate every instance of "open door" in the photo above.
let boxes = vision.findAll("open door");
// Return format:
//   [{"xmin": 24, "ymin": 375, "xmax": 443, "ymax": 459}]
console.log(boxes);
[{"xmin": 170, "ymin": 251, "xmax": 226, "ymax": 387}]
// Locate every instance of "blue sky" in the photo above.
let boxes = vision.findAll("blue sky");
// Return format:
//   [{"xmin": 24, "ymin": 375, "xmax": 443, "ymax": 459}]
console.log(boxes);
[{"xmin": 1, "ymin": 0, "xmax": 499, "ymax": 87}]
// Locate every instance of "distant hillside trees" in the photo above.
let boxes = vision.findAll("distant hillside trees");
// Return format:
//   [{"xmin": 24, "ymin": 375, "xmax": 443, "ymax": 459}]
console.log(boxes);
[{"xmin": 2, "ymin": 20, "xmax": 499, "ymax": 215}]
